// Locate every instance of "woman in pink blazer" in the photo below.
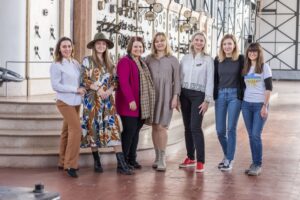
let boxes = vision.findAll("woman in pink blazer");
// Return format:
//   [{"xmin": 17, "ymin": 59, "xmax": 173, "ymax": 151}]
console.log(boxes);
[{"xmin": 116, "ymin": 36, "xmax": 155, "ymax": 170}]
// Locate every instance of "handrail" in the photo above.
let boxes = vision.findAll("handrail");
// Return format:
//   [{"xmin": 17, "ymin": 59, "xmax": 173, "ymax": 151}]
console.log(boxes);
[
  {"xmin": 3, "ymin": 61, "xmax": 52, "ymax": 96},
  {"xmin": 0, "ymin": 67, "xmax": 24, "ymax": 87}
]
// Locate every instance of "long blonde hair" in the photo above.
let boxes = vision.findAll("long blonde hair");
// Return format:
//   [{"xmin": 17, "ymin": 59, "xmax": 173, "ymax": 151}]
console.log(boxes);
[
  {"xmin": 189, "ymin": 32, "xmax": 208, "ymax": 55},
  {"xmin": 218, "ymin": 34, "xmax": 239, "ymax": 62},
  {"xmin": 150, "ymin": 32, "xmax": 172, "ymax": 57},
  {"xmin": 91, "ymin": 42, "xmax": 114, "ymax": 74}
]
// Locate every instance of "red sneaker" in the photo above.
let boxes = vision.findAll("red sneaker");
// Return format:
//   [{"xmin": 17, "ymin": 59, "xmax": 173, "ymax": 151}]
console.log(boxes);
[
  {"xmin": 195, "ymin": 162, "xmax": 205, "ymax": 173},
  {"xmin": 179, "ymin": 157, "xmax": 196, "ymax": 168}
]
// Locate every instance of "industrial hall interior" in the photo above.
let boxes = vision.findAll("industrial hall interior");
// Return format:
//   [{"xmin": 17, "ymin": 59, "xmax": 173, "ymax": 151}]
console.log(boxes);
[{"xmin": 0, "ymin": 0, "xmax": 300, "ymax": 199}]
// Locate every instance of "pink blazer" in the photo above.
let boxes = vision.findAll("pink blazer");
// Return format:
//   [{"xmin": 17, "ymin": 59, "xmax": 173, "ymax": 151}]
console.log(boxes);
[{"xmin": 115, "ymin": 55, "xmax": 140, "ymax": 117}]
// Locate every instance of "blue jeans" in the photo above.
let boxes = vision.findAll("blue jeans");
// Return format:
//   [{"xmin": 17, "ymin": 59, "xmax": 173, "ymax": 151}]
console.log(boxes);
[
  {"xmin": 242, "ymin": 101, "xmax": 267, "ymax": 166},
  {"xmin": 215, "ymin": 88, "xmax": 241, "ymax": 161}
]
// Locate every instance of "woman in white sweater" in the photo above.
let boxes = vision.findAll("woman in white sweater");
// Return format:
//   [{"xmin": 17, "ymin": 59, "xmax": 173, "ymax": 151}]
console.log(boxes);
[
  {"xmin": 50, "ymin": 37, "xmax": 86, "ymax": 178},
  {"xmin": 178, "ymin": 32, "xmax": 214, "ymax": 173}
]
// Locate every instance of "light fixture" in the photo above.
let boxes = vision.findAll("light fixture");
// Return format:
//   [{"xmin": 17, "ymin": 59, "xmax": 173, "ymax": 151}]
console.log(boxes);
[
  {"xmin": 181, "ymin": 23, "xmax": 191, "ymax": 31},
  {"xmin": 139, "ymin": 0, "xmax": 163, "ymax": 21},
  {"xmin": 183, "ymin": 10, "xmax": 191, "ymax": 18},
  {"xmin": 178, "ymin": 10, "xmax": 198, "ymax": 31},
  {"xmin": 110, "ymin": 0, "xmax": 136, "ymax": 18},
  {"xmin": 145, "ymin": 11, "xmax": 156, "ymax": 21}
]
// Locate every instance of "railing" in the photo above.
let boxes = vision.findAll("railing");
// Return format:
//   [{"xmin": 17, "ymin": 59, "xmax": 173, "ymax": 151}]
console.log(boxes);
[
  {"xmin": 3, "ymin": 61, "xmax": 52, "ymax": 96},
  {"xmin": 0, "ymin": 67, "xmax": 24, "ymax": 87}
]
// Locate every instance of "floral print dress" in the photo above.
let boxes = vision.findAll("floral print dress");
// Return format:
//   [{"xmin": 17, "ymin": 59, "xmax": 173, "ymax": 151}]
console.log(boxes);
[{"xmin": 80, "ymin": 56, "xmax": 122, "ymax": 148}]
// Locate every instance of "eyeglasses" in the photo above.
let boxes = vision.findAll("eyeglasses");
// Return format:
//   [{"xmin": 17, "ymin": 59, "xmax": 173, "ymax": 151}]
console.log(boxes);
[{"xmin": 248, "ymin": 50, "xmax": 258, "ymax": 53}]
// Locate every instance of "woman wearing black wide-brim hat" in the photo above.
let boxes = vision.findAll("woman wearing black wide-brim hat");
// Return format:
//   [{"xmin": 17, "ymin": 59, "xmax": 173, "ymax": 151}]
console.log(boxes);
[{"xmin": 80, "ymin": 32, "xmax": 133, "ymax": 175}]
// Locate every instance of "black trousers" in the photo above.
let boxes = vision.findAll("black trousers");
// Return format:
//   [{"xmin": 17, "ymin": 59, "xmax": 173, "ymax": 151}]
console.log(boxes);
[
  {"xmin": 120, "ymin": 116, "xmax": 144, "ymax": 163},
  {"xmin": 180, "ymin": 88, "xmax": 205, "ymax": 163}
]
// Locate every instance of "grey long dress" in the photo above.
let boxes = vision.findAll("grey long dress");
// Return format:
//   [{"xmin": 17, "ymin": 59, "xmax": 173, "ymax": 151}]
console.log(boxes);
[{"xmin": 145, "ymin": 55, "xmax": 181, "ymax": 127}]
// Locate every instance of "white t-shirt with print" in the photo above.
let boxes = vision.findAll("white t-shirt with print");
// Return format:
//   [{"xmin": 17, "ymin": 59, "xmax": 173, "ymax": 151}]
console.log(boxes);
[{"xmin": 243, "ymin": 63, "xmax": 272, "ymax": 103}]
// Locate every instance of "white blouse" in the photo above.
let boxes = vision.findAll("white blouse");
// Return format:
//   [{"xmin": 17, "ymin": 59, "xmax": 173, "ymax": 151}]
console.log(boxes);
[
  {"xmin": 50, "ymin": 58, "xmax": 82, "ymax": 106},
  {"xmin": 180, "ymin": 53, "xmax": 214, "ymax": 102}
]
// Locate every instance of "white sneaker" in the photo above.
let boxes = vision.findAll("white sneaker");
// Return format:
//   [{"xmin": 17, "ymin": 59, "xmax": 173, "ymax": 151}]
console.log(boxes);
[
  {"xmin": 247, "ymin": 165, "xmax": 262, "ymax": 176},
  {"xmin": 244, "ymin": 163, "xmax": 255, "ymax": 174},
  {"xmin": 220, "ymin": 159, "xmax": 234, "ymax": 171},
  {"xmin": 218, "ymin": 158, "xmax": 226, "ymax": 169}
]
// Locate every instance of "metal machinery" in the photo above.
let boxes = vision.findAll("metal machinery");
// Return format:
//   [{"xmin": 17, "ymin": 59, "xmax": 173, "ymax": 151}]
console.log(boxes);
[
  {"xmin": 178, "ymin": 0, "xmax": 256, "ymax": 56},
  {"xmin": 184, "ymin": 0, "xmax": 300, "ymax": 80},
  {"xmin": 0, "ymin": 184, "xmax": 60, "ymax": 200},
  {"xmin": 256, "ymin": 0, "xmax": 300, "ymax": 80}
]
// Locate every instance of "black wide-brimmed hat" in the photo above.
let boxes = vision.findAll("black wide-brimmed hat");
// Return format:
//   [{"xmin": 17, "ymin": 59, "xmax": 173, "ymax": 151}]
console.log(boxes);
[{"xmin": 87, "ymin": 32, "xmax": 114, "ymax": 49}]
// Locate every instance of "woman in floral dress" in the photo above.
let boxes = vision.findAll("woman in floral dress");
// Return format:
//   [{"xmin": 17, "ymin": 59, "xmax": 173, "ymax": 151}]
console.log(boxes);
[{"xmin": 80, "ymin": 32, "xmax": 132, "ymax": 175}]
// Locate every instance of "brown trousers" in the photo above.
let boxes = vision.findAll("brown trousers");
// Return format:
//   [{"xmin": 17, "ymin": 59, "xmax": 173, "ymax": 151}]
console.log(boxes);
[{"xmin": 56, "ymin": 100, "xmax": 81, "ymax": 169}]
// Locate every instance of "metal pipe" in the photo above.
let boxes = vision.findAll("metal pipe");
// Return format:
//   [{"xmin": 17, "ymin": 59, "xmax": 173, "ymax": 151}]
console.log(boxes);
[
  {"xmin": 178, "ymin": 3, "xmax": 183, "ymax": 59},
  {"xmin": 59, "ymin": 0, "xmax": 64, "ymax": 37},
  {"xmin": 223, "ymin": 0, "xmax": 226, "ymax": 34},
  {"xmin": 241, "ymin": 0, "xmax": 245, "ymax": 53},
  {"xmin": 70, "ymin": 0, "xmax": 74, "ymax": 40},
  {"xmin": 210, "ymin": 0, "xmax": 213, "ymax": 16},
  {"xmin": 295, "ymin": 0, "xmax": 299, "ymax": 70},
  {"xmin": 25, "ymin": 0, "xmax": 30, "ymax": 96},
  {"xmin": 166, "ymin": 0, "xmax": 172, "ymax": 35},
  {"xmin": 136, "ymin": 0, "xmax": 138, "ymax": 37},
  {"xmin": 233, "ymin": 0, "xmax": 236, "ymax": 34},
  {"xmin": 116, "ymin": 0, "xmax": 120, "ymax": 59}
]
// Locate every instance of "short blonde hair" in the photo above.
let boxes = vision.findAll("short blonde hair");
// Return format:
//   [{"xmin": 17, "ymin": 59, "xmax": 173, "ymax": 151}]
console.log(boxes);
[
  {"xmin": 218, "ymin": 34, "xmax": 239, "ymax": 62},
  {"xmin": 150, "ymin": 32, "xmax": 172, "ymax": 57},
  {"xmin": 189, "ymin": 32, "xmax": 208, "ymax": 55}
]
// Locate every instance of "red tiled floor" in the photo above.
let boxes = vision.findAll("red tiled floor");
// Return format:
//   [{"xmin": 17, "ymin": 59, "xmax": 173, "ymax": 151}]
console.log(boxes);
[{"xmin": 1, "ymin": 80, "xmax": 300, "ymax": 200}]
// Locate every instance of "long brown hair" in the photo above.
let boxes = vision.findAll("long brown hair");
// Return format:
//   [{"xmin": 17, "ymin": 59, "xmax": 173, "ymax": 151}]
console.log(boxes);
[
  {"xmin": 243, "ymin": 43, "xmax": 264, "ymax": 75},
  {"xmin": 54, "ymin": 37, "xmax": 74, "ymax": 63},
  {"xmin": 218, "ymin": 34, "xmax": 239, "ymax": 62},
  {"xmin": 189, "ymin": 32, "xmax": 208, "ymax": 55},
  {"xmin": 150, "ymin": 32, "xmax": 172, "ymax": 57},
  {"xmin": 91, "ymin": 41, "xmax": 114, "ymax": 74}
]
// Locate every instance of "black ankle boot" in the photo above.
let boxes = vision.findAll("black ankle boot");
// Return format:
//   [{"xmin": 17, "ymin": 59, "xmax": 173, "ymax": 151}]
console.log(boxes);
[
  {"xmin": 92, "ymin": 151, "xmax": 103, "ymax": 173},
  {"xmin": 129, "ymin": 160, "xmax": 142, "ymax": 169},
  {"xmin": 66, "ymin": 168, "xmax": 78, "ymax": 178},
  {"xmin": 116, "ymin": 153, "xmax": 134, "ymax": 175}
]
